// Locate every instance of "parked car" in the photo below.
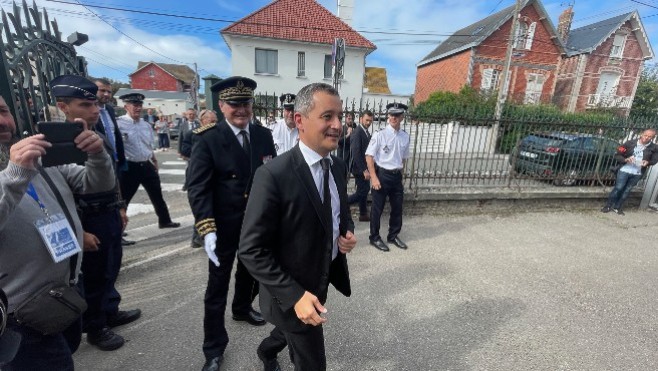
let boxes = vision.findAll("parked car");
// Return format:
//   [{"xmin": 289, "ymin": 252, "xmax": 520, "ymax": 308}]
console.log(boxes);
[{"xmin": 510, "ymin": 132, "xmax": 620, "ymax": 186}]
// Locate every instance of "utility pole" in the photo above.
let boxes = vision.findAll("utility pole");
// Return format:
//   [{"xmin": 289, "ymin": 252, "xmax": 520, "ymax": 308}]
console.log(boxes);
[
  {"xmin": 491, "ymin": 0, "xmax": 522, "ymax": 155},
  {"xmin": 192, "ymin": 62, "xmax": 199, "ymax": 111},
  {"xmin": 494, "ymin": 0, "xmax": 522, "ymax": 121}
]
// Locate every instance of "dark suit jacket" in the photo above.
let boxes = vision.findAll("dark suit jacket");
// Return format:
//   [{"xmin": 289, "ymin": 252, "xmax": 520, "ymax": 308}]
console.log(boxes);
[
  {"xmin": 350, "ymin": 125, "xmax": 370, "ymax": 176},
  {"xmin": 95, "ymin": 104, "xmax": 126, "ymax": 168},
  {"xmin": 613, "ymin": 139, "xmax": 658, "ymax": 175},
  {"xmin": 178, "ymin": 119, "xmax": 200, "ymax": 153},
  {"xmin": 239, "ymin": 145, "xmax": 354, "ymax": 332},
  {"xmin": 187, "ymin": 120, "xmax": 276, "ymax": 241}
]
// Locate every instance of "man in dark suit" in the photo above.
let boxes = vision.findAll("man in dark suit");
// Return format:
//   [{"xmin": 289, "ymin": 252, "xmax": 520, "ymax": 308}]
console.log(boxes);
[
  {"xmin": 239, "ymin": 82, "xmax": 357, "ymax": 371},
  {"xmin": 187, "ymin": 76, "xmax": 277, "ymax": 371},
  {"xmin": 348, "ymin": 110, "xmax": 374, "ymax": 222},
  {"xmin": 336, "ymin": 111, "xmax": 355, "ymax": 175}
]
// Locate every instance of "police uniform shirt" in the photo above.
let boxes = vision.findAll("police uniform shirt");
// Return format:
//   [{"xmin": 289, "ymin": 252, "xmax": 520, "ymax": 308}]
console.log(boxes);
[
  {"xmin": 117, "ymin": 114, "xmax": 154, "ymax": 162},
  {"xmin": 365, "ymin": 124, "xmax": 410, "ymax": 170},
  {"xmin": 270, "ymin": 118, "xmax": 299, "ymax": 155}
]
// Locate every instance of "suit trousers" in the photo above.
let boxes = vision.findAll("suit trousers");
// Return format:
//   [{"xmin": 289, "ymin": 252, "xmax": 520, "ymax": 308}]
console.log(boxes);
[
  {"xmin": 120, "ymin": 161, "xmax": 173, "ymax": 224},
  {"xmin": 258, "ymin": 327, "xmax": 292, "ymax": 361},
  {"xmin": 283, "ymin": 325, "xmax": 326, "ymax": 371},
  {"xmin": 203, "ymin": 217, "xmax": 259, "ymax": 359},
  {"xmin": 370, "ymin": 169, "xmax": 403, "ymax": 242},
  {"xmin": 81, "ymin": 210, "xmax": 123, "ymax": 332},
  {"xmin": 348, "ymin": 173, "xmax": 370, "ymax": 216}
]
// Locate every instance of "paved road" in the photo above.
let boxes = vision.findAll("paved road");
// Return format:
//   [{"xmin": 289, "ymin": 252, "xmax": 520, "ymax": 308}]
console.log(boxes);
[{"xmin": 74, "ymin": 159, "xmax": 658, "ymax": 371}]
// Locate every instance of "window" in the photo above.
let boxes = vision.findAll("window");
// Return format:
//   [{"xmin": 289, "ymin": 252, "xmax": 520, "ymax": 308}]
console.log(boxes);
[
  {"xmin": 515, "ymin": 22, "xmax": 528, "ymax": 50},
  {"xmin": 255, "ymin": 48, "xmax": 278, "ymax": 74},
  {"xmin": 324, "ymin": 54, "xmax": 333, "ymax": 79},
  {"xmin": 148, "ymin": 68, "xmax": 155, "ymax": 78},
  {"xmin": 610, "ymin": 34, "xmax": 626, "ymax": 58},
  {"xmin": 297, "ymin": 52, "xmax": 306, "ymax": 77},
  {"xmin": 524, "ymin": 73, "xmax": 545, "ymax": 104},
  {"xmin": 480, "ymin": 68, "xmax": 501, "ymax": 94}
]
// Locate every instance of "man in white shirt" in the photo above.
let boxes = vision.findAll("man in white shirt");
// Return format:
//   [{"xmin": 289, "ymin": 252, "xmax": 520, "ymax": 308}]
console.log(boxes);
[{"xmin": 270, "ymin": 93, "xmax": 299, "ymax": 155}]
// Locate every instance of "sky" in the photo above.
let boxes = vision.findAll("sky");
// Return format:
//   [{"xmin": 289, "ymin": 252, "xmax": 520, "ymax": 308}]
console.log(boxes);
[{"xmin": 1, "ymin": 0, "xmax": 656, "ymax": 96}]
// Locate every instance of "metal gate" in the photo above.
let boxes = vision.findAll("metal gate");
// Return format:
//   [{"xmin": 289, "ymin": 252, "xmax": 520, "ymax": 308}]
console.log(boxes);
[{"xmin": 0, "ymin": 0, "xmax": 87, "ymax": 136}]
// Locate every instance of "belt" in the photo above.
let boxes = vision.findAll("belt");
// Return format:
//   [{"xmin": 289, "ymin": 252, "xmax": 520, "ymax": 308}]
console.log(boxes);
[
  {"xmin": 128, "ymin": 160, "xmax": 151, "ymax": 166},
  {"xmin": 79, "ymin": 201, "xmax": 124, "ymax": 215},
  {"xmin": 377, "ymin": 167, "xmax": 402, "ymax": 175}
]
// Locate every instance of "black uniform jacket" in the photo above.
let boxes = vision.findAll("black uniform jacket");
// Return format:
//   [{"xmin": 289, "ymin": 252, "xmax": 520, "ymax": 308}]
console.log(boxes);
[
  {"xmin": 350, "ymin": 125, "xmax": 370, "ymax": 176},
  {"xmin": 613, "ymin": 139, "xmax": 658, "ymax": 175},
  {"xmin": 95, "ymin": 104, "xmax": 126, "ymax": 168},
  {"xmin": 187, "ymin": 120, "xmax": 276, "ymax": 237},
  {"xmin": 239, "ymin": 145, "xmax": 354, "ymax": 332}
]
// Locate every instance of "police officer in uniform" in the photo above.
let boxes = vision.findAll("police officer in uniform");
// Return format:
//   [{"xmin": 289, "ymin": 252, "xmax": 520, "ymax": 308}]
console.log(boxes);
[
  {"xmin": 116, "ymin": 93, "xmax": 180, "ymax": 229},
  {"xmin": 186, "ymin": 76, "xmax": 277, "ymax": 371},
  {"xmin": 366, "ymin": 103, "xmax": 410, "ymax": 252},
  {"xmin": 269, "ymin": 93, "xmax": 298, "ymax": 155},
  {"xmin": 51, "ymin": 75, "xmax": 142, "ymax": 351}
]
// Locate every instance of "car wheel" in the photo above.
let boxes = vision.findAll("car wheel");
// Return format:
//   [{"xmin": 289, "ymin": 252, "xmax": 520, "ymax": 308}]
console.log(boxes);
[{"xmin": 553, "ymin": 169, "xmax": 579, "ymax": 186}]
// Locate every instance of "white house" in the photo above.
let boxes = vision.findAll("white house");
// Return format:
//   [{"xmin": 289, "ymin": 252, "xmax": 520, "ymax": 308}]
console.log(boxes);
[
  {"xmin": 114, "ymin": 88, "xmax": 193, "ymax": 116},
  {"xmin": 221, "ymin": 0, "xmax": 376, "ymax": 104}
]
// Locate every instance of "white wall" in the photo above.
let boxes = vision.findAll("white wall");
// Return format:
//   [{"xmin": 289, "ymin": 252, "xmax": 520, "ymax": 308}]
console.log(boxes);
[
  {"xmin": 226, "ymin": 35, "xmax": 368, "ymax": 101},
  {"xmin": 360, "ymin": 93, "xmax": 410, "ymax": 111},
  {"xmin": 141, "ymin": 99, "xmax": 192, "ymax": 116}
]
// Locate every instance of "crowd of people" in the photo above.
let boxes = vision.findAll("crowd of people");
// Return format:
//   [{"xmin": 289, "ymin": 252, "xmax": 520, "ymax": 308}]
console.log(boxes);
[{"xmin": 2, "ymin": 71, "xmax": 657, "ymax": 371}]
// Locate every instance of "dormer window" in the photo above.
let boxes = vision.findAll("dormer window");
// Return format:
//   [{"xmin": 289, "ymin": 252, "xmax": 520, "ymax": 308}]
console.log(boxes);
[
  {"xmin": 515, "ymin": 21, "xmax": 536, "ymax": 50},
  {"xmin": 610, "ymin": 33, "xmax": 627, "ymax": 58}
]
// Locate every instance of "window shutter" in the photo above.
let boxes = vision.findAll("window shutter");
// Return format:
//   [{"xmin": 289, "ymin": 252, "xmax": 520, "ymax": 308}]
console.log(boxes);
[{"xmin": 525, "ymin": 22, "xmax": 536, "ymax": 50}]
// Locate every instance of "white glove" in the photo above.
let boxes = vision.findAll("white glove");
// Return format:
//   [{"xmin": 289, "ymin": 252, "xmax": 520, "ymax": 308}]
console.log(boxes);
[{"xmin": 204, "ymin": 232, "xmax": 219, "ymax": 267}]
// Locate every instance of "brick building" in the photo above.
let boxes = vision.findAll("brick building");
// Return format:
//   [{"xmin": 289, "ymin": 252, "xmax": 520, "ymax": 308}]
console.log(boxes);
[
  {"xmin": 129, "ymin": 62, "xmax": 197, "ymax": 92},
  {"xmin": 415, "ymin": 0, "xmax": 563, "ymax": 105},
  {"xmin": 554, "ymin": 10, "xmax": 653, "ymax": 114}
]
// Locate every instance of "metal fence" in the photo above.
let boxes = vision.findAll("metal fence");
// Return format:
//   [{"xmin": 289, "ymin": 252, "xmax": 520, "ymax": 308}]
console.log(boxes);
[{"xmin": 254, "ymin": 95, "xmax": 658, "ymax": 195}]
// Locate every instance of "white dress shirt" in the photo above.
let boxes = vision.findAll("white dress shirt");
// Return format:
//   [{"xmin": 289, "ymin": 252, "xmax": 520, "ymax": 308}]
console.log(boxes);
[
  {"xmin": 117, "ymin": 114, "xmax": 154, "ymax": 162},
  {"xmin": 270, "ymin": 119, "xmax": 299, "ymax": 155},
  {"xmin": 299, "ymin": 141, "xmax": 340, "ymax": 260},
  {"xmin": 365, "ymin": 124, "xmax": 410, "ymax": 170},
  {"xmin": 225, "ymin": 120, "xmax": 250, "ymax": 146}
]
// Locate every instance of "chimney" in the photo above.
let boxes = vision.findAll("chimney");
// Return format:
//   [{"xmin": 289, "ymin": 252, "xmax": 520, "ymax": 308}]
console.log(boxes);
[
  {"xmin": 557, "ymin": 6, "xmax": 574, "ymax": 45},
  {"xmin": 337, "ymin": 0, "xmax": 354, "ymax": 27}
]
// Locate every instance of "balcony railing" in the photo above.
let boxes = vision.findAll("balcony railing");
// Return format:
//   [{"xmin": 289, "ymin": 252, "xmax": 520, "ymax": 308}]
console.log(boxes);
[{"xmin": 587, "ymin": 94, "xmax": 632, "ymax": 108}]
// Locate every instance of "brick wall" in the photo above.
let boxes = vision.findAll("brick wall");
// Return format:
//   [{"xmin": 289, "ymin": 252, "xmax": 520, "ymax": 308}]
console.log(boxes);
[
  {"xmin": 131, "ymin": 64, "xmax": 181, "ymax": 91},
  {"xmin": 415, "ymin": 50, "xmax": 471, "ymax": 103}
]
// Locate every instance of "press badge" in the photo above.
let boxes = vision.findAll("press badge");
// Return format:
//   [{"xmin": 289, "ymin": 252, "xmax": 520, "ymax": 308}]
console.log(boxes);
[{"xmin": 35, "ymin": 213, "xmax": 82, "ymax": 263}]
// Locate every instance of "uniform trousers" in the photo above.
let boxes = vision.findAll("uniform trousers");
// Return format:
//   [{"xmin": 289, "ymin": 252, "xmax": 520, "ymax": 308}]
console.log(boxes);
[
  {"xmin": 80, "ymin": 209, "xmax": 123, "ymax": 332},
  {"xmin": 203, "ymin": 214, "xmax": 259, "ymax": 360},
  {"xmin": 348, "ymin": 173, "xmax": 370, "ymax": 216},
  {"xmin": 120, "ymin": 161, "xmax": 173, "ymax": 224},
  {"xmin": 369, "ymin": 169, "xmax": 403, "ymax": 242}
]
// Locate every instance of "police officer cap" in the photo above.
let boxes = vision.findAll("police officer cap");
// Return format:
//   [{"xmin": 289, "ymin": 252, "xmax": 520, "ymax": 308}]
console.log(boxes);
[
  {"xmin": 386, "ymin": 102, "xmax": 408, "ymax": 115},
  {"xmin": 119, "ymin": 93, "xmax": 145, "ymax": 104},
  {"xmin": 50, "ymin": 75, "xmax": 98, "ymax": 100},
  {"xmin": 211, "ymin": 76, "xmax": 257, "ymax": 103},
  {"xmin": 279, "ymin": 93, "xmax": 296, "ymax": 109}
]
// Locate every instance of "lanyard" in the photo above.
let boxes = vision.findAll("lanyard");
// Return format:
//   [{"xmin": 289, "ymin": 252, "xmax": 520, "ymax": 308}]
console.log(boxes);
[{"xmin": 26, "ymin": 183, "xmax": 51, "ymax": 219}]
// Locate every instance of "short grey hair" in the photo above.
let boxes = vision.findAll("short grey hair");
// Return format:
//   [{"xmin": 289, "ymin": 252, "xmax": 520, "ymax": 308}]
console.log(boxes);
[{"xmin": 294, "ymin": 83, "xmax": 339, "ymax": 116}]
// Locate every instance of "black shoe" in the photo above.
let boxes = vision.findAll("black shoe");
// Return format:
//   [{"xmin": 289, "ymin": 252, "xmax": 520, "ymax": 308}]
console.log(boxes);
[
  {"xmin": 370, "ymin": 238, "xmax": 389, "ymax": 252},
  {"xmin": 257, "ymin": 348, "xmax": 282, "ymax": 371},
  {"xmin": 201, "ymin": 356, "xmax": 223, "ymax": 371},
  {"xmin": 107, "ymin": 309, "xmax": 142, "ymax": 328},
  {"xmin": 121, "ymin": 237, "xmax": 136, "ymax": 246},
  {"xmin": 232, "ymin": 309, "xmax": 266, "ymax": 326},
  {"xmin": 601, "ymin": 206, "xmax": 611, "ymax": 213},
  {"xmin": 613, "ymin": 208, "xmax": 625, "ymax": 216},
  {"xmin": 87, "ymin": 327, "xmax": 125, "ymax": 351},
  {"xmin": 387, "ymin": 237, "xmax": 408, "ymax": 250},
  {"xmin": 159, "ymin": 221, "xmax": 181, "ymax": 229}
]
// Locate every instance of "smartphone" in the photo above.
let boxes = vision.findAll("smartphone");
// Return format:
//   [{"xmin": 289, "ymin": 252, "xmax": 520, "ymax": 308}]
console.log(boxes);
[{"xmin": 37, "ymin": 121, "xmax": 88, "ymax": 167}]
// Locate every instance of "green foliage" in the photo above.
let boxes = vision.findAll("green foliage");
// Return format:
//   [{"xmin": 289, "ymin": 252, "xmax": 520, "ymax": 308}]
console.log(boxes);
[
  {"xmin": 411, "ymin": 86, "xmax": 495, "ymax": 120},
  {"xmin": 630, "ymin": 64, "xmax": 658, "ymax": 119}
]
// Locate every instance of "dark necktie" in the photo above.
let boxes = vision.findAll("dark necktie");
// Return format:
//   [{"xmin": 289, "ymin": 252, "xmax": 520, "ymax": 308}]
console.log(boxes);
[
  {"xmin": 320, "ymin": 158, "xmax": 332, "ymax": 229},
  {"xmin": 240, "ymin": 130, "xmax": 250, "ymax": 158}
]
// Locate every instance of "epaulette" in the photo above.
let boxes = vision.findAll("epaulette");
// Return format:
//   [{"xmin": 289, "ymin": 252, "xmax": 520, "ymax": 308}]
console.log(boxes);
[{"xmin": 193, "ymin": 122, "xmax": 216, "ymax": 135}]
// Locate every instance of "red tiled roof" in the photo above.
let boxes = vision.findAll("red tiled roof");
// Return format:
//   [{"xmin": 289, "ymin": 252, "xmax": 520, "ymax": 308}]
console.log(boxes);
[{"xmin": 221, "ymin": 0, "xmax": 376, "ymax": 50}]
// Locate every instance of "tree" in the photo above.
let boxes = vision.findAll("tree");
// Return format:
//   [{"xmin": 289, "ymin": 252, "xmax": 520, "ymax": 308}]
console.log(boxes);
[{"xmin": 630, "ymin": 64, "xmax": 658, "ymax": 118}]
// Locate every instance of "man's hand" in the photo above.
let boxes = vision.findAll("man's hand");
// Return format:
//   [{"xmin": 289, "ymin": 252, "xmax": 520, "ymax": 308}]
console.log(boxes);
[
  {"xmin": 371, "ymin": 176, "xmax": 381, "ymax": 190},
  {"xmin": 73, "ymin": 118, "xmax": 104, "ymax": 154},
  {"xmin": 9, "ymin": 134, "xmax": 51, "ymax": 169},
  {"xmin": 119, "ymin": 208, "xmax": 128, "ymax": 231},
  {"xmin": 151, "ymin": 156, "xmax": 159, "ymax": 171},
  {"xmin": 204, "ymin": 232, "xmax": 219, "ymax": 267},
  {"xmin": 294, "ymin": 291, "xmax": 327, "ymax": 326},
  {"xmin": 642, "ymin": 160, "xmax": 649, "ymax": 167},
  {"xmin": 82, "ymin": 231, "xmax": 100, "ymax": 252},
  {"xmin": 363, "ymin": 170, "xmax": 370, "ymax": 180},
  {"xmin": 338, "ymin": 231, "xmax": 356, "ymax": 254},
  {"xmin": 625, "ymin": 156, "xmax": 635, "ymax": 164}
]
